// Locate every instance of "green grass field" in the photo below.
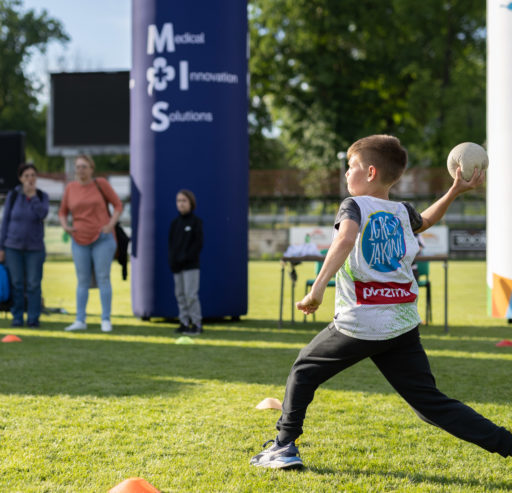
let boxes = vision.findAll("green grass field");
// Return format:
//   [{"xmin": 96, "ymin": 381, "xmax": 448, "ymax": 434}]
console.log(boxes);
[{"xmin": 0, "ymin": 260, "xmax": 511, "ymax": 492}]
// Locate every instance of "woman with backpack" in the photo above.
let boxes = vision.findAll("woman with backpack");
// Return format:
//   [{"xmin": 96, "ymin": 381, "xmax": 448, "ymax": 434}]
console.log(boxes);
[
  {"xmin": 0, "ymin": 163, "xmax": 49, "ymax": 327},
  {"xmin": 58, "ymin": 155, "xmax": 123, "ymax": 333}
]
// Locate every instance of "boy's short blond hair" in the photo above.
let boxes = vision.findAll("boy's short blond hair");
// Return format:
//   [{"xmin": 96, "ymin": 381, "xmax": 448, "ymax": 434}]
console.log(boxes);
[{"xmin": 347, "ymin": 135, "xmax": 408, "ymax": 185}]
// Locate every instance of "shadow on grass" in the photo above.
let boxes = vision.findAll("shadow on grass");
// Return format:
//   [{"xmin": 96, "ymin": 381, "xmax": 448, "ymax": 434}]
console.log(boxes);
[
  {"xmin": 3, "ymin": 316, "xmax": 510, "ymax": 349},
  {"xmin": 0, "ymin": 320, "xmax": 510, "ymax": 406},
  {"xmin": 0, "ymin": 317, "xmax": 322, "ymax": 345},
  {"xmin": 308, "ymin": 465, "xmax": 512, "ymax": 491},
  {"xmin": 64, "ymin": 313, "xmax": 312, "ymax": 329}
]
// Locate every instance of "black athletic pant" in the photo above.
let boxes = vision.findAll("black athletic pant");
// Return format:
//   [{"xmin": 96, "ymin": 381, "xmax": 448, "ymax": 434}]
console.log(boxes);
[{"xmin": 276, "ymin": 324, "xmax": 512, "ymax": 457}]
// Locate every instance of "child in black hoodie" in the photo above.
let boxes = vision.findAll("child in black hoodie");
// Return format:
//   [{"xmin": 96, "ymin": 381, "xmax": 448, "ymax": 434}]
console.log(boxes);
[{"xmin": 168, "ymin": 189, "xmax": 203, "ymax": 335}]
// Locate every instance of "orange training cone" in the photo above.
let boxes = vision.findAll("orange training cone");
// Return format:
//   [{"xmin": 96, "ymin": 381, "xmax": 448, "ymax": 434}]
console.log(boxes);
[
  {"xmin": 2, "ymin": 335, "xmax": 22, "ymax": 343},
  {"xmin": 109, "ymin": 478, "xmax": 160, "ymax": 493},
  {"xmin": 496, "ymin": 339, "xmax": 512, "ymax": 347}
]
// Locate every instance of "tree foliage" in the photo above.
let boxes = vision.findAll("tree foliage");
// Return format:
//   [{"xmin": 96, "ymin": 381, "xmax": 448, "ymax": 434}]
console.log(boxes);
[
  {"xmin": 0, "ymin": 0, "xmax": 68, "ymax": 169},
  {"xmin": 1, "ymin": 1, "xmax": 487, "ymax": 173},
  {"xmin": 249, "ymin": 0, "xmax": 486, "ymax": 169}
]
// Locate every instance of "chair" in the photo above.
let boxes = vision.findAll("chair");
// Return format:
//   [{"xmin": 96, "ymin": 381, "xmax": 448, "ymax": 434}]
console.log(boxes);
[
  {"xmin": 304, "ymin": 249, "xmax": 335, "ymax": 322},
  {"xmin": 415, "ymin": 261, "xmax": 432, "ymax": 324}
]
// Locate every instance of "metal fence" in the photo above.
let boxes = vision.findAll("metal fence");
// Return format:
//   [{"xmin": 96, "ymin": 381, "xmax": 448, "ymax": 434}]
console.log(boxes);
[
  {"xmin": 249, "ymin": 195, "xmax": 486, "ymax": 228},
  {"xmin": 0, "ymin": 195, "xmax": 485, "ymax": 257}
]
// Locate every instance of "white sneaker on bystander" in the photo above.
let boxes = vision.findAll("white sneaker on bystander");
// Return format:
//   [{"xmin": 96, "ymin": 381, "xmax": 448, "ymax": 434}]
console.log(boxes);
[{"xmin": 64, "ymin": 321, "xmax": 87, "ymax": 331}]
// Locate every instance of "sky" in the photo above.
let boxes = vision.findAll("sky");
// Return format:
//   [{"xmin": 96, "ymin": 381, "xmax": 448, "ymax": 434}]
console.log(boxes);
[{"xmin": 22, "ymin": 0, "xmax": 131, "ymax": 101}]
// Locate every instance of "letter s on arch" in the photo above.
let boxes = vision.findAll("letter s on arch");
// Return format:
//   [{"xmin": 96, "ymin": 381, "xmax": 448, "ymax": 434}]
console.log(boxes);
[{"xmin": 150, "ymin": 101, "xmax": 169, "ymax": 132}]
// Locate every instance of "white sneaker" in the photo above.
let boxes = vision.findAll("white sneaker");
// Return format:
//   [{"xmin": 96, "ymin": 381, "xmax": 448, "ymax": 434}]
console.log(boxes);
[
  {"xmin": 101, "ymin": 320, "xmax": 112, "ymax": 332},
  {"xmin": 65, "ymin": 320, "xmax": 87, "ymax": 331}
]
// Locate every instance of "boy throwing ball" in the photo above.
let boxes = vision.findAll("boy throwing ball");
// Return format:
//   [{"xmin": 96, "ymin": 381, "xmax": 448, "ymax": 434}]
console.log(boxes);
[{"xmin": 250, "ymin": 135, "xmax": 512, "ymax": 469}]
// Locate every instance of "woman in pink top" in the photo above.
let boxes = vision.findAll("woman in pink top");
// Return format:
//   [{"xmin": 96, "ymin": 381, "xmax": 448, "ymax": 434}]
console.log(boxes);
[{"xmin": 58, "ymin": 155, "xmax": 123, "ymax": 332}]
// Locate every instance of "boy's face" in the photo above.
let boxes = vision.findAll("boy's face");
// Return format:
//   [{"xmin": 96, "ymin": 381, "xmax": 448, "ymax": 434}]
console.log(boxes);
[
  {"xmin": 345, "ymin": 154, "xmax": 372, "ymax": 196},
  {"xmin": 176, "ymin": 193, "xmax": 191, "ymax": 214}
]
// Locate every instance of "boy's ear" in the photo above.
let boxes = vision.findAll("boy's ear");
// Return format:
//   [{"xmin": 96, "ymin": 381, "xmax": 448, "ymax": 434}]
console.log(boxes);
[{"xmin": 367, "ymin": 165, "xmax": 377, "ymax": 182}]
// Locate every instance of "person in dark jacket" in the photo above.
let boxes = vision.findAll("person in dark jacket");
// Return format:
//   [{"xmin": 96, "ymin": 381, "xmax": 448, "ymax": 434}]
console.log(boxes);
[
  {"xmin": 0, "ymin": 163, "xmax": 49, "ymax": 327},
  {"xmin": 168, "ymin": 189, "xmax": 203, "ymax": 335}
]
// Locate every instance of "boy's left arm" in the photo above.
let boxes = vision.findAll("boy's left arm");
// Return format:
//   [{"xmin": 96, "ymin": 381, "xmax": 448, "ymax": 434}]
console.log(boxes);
[
  {"xmin": 296, "ymin": 219, "xmax": 359, "ymax": 315},
  {"xmin": 416, "ymin": 167, "xmax": 485, "ymax": 233}
]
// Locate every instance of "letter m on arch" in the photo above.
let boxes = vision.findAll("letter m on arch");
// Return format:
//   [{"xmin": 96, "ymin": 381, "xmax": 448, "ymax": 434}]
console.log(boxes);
[{"xmin": 147, "ymin": 23, "xmax": 175, "ymax": 54}]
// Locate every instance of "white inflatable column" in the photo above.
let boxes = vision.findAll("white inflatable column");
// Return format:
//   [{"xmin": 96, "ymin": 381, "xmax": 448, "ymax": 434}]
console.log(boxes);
[{"xmin": 487, "ymin": 1, "xmax": 512, "ymax": 318}]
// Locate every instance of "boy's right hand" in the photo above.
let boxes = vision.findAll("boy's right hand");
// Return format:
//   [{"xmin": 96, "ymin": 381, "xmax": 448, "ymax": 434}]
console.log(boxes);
[
  {"xmin": 451, "ymin": 167, "xmax": 486, "ymax": 196},
  {"xmin": 296, "ymin": 290, "xmax": 323, "ymax": 315},
  {"xmin": 418, "ymin": 167, "xmax": 485, "ymax": 233}
]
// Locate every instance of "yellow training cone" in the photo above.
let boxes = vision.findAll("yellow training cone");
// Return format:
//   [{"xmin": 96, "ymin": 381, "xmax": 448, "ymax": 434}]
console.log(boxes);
[{"xmin": 175, "ymin": 336, "xmax": 195, "ymax": 345}]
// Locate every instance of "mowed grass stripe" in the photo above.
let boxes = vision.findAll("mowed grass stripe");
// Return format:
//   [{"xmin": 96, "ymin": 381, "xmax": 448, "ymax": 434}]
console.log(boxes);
[{"xmin": 0, "ymin": 260, "xmax": 511, "ymax": 492}]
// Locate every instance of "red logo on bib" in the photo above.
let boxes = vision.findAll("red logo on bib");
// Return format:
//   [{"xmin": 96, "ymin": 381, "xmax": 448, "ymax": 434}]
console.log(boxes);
[{"xmin": 354, "ymin": 281, "xmax": 416, "ymax": 305}]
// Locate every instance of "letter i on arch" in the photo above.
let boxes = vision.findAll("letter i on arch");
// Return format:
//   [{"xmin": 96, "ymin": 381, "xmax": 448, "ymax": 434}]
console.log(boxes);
[{"xmin": 180, "ymin": 61, "xmax": 189, "ymax": 90}]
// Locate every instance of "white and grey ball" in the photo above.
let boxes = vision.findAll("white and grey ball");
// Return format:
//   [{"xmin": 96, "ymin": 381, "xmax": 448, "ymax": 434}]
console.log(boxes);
[{"xmin": 447, "ymin": 142, "xmax": 488, "ymax": 181}]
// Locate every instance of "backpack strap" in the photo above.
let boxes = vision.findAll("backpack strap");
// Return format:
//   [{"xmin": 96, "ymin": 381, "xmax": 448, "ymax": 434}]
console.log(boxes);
[
  {"xmin": 0, "ymin": 190, "xmax": 17, "ymax": 250},
  {"xmin": 93, "ymin": 179, "xmax": 111, "ymax": 217},
  {"xmin": 6, "ymin": 189, "xmax": 18, "ymax": 221}
]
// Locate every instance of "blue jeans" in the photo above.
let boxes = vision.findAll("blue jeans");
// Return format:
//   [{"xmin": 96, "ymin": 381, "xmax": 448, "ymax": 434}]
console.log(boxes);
[
  {"xmin": 71, "ymin": 232, "xmax": 116, "ymax": 322},
  {"xmin": 4, "ymin": 247, "xmax": 45, "ymax": 325}
]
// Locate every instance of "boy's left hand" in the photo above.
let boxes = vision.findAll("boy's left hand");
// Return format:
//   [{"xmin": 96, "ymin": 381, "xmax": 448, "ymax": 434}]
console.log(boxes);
[
  {"xmin": 296, "ymin": 291, "xmax": 323, "ymax": 315},
  {"xmin": 451, "ymin": 167, "xmax": 485, "ymax": 195}
]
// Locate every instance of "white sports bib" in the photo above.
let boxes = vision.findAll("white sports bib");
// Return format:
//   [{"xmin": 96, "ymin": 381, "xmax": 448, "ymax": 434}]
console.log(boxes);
[{"xmin": 333, "ymin": 196, "xmax": 421, "ymax": 340}]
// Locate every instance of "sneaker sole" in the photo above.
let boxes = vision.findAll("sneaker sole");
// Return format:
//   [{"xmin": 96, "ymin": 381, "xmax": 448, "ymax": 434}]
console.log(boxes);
[{"xmin": 250, "ymin": 458, "xmax": 304, "ymax": 469}]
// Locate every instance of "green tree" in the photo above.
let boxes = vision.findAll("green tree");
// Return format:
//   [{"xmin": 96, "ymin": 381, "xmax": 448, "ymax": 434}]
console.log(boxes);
[
  {"xmin": 93, "ymin": 154, "xmax": 130, "ymax": 174},
  {"xmin": 248, "ymin": 7, "xmax": 291, "ymax": 170},
  {"xmin": 0, "ymin": 0, "xmax": 68, "ymax": 169},
  {"xmin": 249, "ymin": 0, "xmax": 486, "ymax": 169}
]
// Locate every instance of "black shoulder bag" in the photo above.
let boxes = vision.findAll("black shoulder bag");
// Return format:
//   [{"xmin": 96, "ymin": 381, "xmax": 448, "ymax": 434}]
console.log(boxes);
[{"xmin": 94, "ymin": 179, "xmax": 130, "ymax": 280}]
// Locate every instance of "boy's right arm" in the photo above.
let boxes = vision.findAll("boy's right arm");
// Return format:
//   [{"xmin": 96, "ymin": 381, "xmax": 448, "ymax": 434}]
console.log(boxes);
[
  {"xmin": 416, "ymin": 167, "xmax": 485, "ymax": 233},
  {"xmin": 296, "ymin": 219, "xmax": 359, "ymax": 314}
]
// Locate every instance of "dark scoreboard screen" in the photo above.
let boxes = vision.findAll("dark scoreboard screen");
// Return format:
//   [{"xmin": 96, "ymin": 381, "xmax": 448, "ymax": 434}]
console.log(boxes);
[{"xmin": 50, "ymin": 71, "xmax": 129, "ymax": 149}]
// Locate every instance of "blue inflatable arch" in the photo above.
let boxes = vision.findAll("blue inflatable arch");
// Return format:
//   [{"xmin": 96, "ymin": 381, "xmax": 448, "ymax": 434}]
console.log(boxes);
[{"xmin": 130, "ymin": 1, "xmax": 248, "ymax": 319}]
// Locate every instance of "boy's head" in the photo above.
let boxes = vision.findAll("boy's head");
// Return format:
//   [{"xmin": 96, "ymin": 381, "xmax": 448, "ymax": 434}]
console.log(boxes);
[
  {"xmin": 176, "ymin": 189, "xmax": 196, "ymax": 214},
  {"xmin": 346, "ymin": 135, "xmax": 408, "ymax": 190}
]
